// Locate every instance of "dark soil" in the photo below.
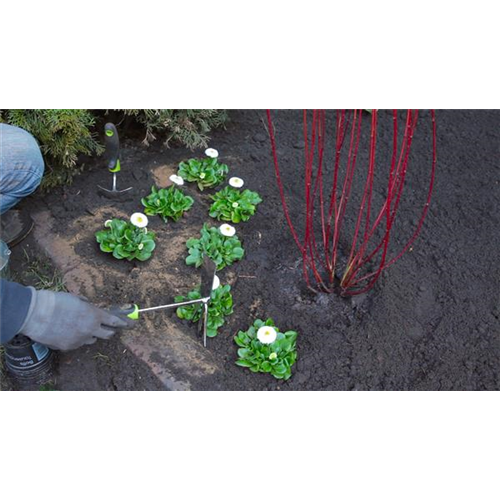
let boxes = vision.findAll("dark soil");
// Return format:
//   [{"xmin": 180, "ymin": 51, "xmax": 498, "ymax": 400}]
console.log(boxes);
[
  {"xmin": 3, "ymin": 238, "xmax": 165, "ymax": 391},
  {"xmin": 10, "ymin": 109, "xmax": 500, "ymax": 390}
]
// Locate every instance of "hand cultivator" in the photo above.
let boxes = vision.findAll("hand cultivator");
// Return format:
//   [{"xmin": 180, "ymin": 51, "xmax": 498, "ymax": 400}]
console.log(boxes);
[
  {"xmin": 111, "ymin": 258, "xmax": 217, "ymax": 347},
  {"xmin": 97, "ymin": 123, "xmax": 133, "ymax": 199},
  {"xmin": 267, "ymin": 109, "xmax": 437, "ymax": 296}
]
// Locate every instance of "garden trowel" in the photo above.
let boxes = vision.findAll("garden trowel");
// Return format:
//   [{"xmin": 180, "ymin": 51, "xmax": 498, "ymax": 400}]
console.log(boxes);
[
  {"xmin": 97, "ymin": 123, "xmax": 133, "ymax": 198},
  {"xmin": 110, "ymin": 258, "xmax": 217, "ymax": 347}
]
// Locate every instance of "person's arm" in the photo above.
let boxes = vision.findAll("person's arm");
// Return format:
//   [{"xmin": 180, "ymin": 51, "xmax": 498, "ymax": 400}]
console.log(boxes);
[
  {"xmin": 0, "ymin": 279, "xmax": 33, "ymax": 344},
  {"xmin": 0, "ymin": 279, "xmax": 132, "ymax": 349}
]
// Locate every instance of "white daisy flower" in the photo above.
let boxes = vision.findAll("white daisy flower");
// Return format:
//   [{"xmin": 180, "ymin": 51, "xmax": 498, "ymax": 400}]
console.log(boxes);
[
  {"xmin": 205, "ymin": 148, "xmax": 219, "ymax": 159},
  {"xmin": 130, "ymin": 212, "xmax": 148, "ymax": 228},
  {"xmin": 232, "ymin": 202, "xmax": 239, "ymax": 208},
  {"xmin": 269, "ymin": 352, "xmax": 277, "ymax": 360},
  {"xmin": 257, "ymin": 326, "xmax": 277, "ymax": 344},
  {"xmin": 212, "ymin": 275, "xmax": 220, "ymax": 290},
  {"xmin": 104, "ymin": 219, "xmax": 113, "ymax": 228},
  {"xmin": 219, "ymin": 223, "xmax": 236, "ymax": 237},
  {"xmin": 229, "ymin": 177, "xmax": 244, "ymax": 188},
  {"xmin": 169, "ymin": 174, "xmax": 184, "ymax": 186}
]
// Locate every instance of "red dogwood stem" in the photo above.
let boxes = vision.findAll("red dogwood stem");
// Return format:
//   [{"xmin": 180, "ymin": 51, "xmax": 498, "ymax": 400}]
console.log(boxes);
[{"xmin": 267, "ymin": 109, "xmax": 436, "ymax": 296}]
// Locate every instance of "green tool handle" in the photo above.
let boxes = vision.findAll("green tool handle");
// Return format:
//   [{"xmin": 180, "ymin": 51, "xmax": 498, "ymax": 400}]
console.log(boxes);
[
  {"xmin": 104, "ymin": 123, "xmax": 121, "ymax": 173},
  {"xmin": 109, "ymin": 304, "xmax": 139, "ymax": 321},
  {"xmin": 110, "ymin": 297, "xmax": 209, "ymax": 321}
]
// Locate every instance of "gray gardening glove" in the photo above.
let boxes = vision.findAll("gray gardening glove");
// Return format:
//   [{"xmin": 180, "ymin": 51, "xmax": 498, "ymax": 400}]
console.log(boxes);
[{"xmin": 20, "ymin": 288, "xmax": 133, "ymax": 351}]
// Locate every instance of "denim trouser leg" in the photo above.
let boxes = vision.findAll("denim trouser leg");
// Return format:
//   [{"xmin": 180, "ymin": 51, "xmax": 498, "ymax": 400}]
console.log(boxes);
[{"xmin": 0, "ymin": 124, "xmax": 45, "ymax": 215}]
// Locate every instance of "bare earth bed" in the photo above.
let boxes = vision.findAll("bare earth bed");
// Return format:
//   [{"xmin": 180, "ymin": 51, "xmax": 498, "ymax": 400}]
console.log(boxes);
[{"xmin": 8, "ymin": 109, "xmax": 500, "ymax": 391}]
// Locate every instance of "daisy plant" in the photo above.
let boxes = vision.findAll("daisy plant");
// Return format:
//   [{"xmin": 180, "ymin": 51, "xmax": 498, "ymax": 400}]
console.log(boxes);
[
  {"xmin": 175, "ymin": 280, "xmax": 233, "ymax": 338},
  {"xmin": 141, "ymin": 176, "xmax": 194, "ymax": 223},
  {"xmin": 178, "ymin": 148, "xmax": 229, "ymax": 191},
  {"xmin": 185, "ymin": 223, "xmax": 244, "ymax": 270},
  {"xmin": 235, "ymin": 318, "xmax": 298, "ymax": 380},
  {"xmin": 95, "ymin": 213, "xmax": 156, "ymax": 261},
  {"xmin": 209, "ymin": 185, "xmax": 262, "ymax": 223}
]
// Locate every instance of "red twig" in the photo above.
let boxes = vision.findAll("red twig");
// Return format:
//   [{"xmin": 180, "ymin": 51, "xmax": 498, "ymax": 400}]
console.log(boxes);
[{"xmin": 267, "ymin": 109, "xmax": 436, "ymax": 296}]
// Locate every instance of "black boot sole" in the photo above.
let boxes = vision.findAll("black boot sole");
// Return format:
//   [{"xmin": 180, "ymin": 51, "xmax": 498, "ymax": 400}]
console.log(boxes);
[{"xmin": 7, "ymin": 218, "xmax": 34, "ymax": 247}]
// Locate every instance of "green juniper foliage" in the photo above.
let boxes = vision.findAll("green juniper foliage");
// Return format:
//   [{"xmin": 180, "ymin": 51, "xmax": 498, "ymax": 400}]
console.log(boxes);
[
  {"xmin": 141, "ymin": 186, "xmax": 194, "ymax": 222},
  {"xmin": 175, "ymin": 284, "xmax": 234, "ymax": 338},
  {"xmin": 118, "ymin": 109, "xmax": 227, "ymax": 147},
  {"xmin": 178, "ymin": 157, "xmax": 229, "ymax": 191},
  {"xmin": 95, "ymin": 219, "xmax": 156, "ymax": 261},
  {"xmin": 209, "ymin": 186, "xmax": 262, "ymax": 223},
  {"xmin": 235, "ymin": 319, "xmax": 298, "ymax": 380},
  {"xmin": 185, "ymin": 223, "xmax": 244, "ymax": 270}
]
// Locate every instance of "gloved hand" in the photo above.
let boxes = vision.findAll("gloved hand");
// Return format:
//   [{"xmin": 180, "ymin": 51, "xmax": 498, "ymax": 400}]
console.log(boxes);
[{"xmin": 19, "ymin": 288, "xmax": 133, "ymax": 351}]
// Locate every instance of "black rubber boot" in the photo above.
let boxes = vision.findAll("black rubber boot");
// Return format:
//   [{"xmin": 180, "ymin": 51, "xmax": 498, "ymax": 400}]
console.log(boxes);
[{"xmin": 0, "ymin": 210, "xmax": 34, "ymax": 248}]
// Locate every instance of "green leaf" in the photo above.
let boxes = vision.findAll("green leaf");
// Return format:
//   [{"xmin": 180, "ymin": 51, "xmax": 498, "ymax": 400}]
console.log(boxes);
[
  {"xmin": 236, "ymin": 359, "xmax": 254, "ymax": 368},
  {"xmin": 124, "ymin": 229, "xmax": 135, "ymax": 242},
  {"xmin": 112, "ymin": 245, "xmax": 125, "ymax": 259},
  {"xmin": 237, "ymin": 348, "xmax": 250, "ymax": 358},
  {"xmin": 99, "ymin": 243, "xmax": 113, "ymax": 253},
  {"xmin": 141, "ymin": 240, "xmax": 156, "ymax": 253},
  {"xmin": 234, "ymin": 336, "xmax": 247, "ymax": 348},
  {"xmin": 261, "ymin": 361, "xmax": 272, "ymax": 373},
  {"xmin": 135, "ymin": 252, "xmax": 152, "ymax": 262},
  {"xmin": 273, "ymin": 364, "xmax": 288, "ymax": 375},
  {"xmin": 232, "ymin": 247, "xmax": 244, "ymax": 259},
  {"xmin": 186, "ymin": 254, "xmax": 201, "ymax": 266},
  {"xmin": 176, "ymin": 308, "xmax": 188, "ymax": 320}
]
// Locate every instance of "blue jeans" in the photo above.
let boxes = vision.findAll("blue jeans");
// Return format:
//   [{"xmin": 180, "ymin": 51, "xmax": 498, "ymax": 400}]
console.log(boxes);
[{"xmin": 0, "ymin": 124, "xmax": 45, "ymax": 215}]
